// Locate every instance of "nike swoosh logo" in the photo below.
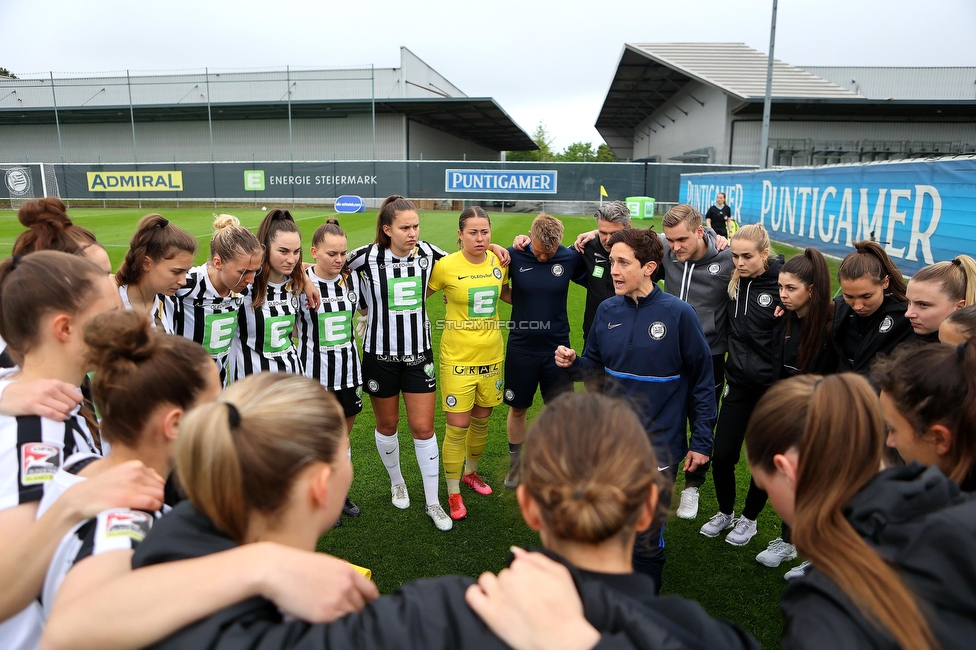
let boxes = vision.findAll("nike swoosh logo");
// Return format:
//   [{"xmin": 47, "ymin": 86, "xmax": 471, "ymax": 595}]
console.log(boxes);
[
  {"xmin": 457, "ymin": 275, "xmax": 469, "ymax": 280},
  {"xmin": 429, "ymin": 455, "xmax": 438, "ymax": 461},
  {"xmin": 657, "ymin": 465, "xmax": 670, "ymax": 472},
  {"xmin": 608, "ymin": 323, "xmax": 622, "ymax": 329},
  {"xmin": 519, "ymin": 267, "xmax": 533, "ymax": 272},
  {"xmin": 385, "ymin": 450, "xmax": 395, "ymax": 455}
]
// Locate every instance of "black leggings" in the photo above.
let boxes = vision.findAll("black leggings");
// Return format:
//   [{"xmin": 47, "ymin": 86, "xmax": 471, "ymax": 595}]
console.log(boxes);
[
  {"xmin": 712, "ymin": 381, "xmax": 769, "ymax": 520},
  {"xmin": 684, "ymin": 354, "xmax": 725, "ymax": 489}
]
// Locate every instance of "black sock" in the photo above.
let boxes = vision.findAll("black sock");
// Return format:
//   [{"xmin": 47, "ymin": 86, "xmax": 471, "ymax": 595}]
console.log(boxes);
[{"xmin": 509, "ymin": 442, "xmax": 522, "ymax": 455}]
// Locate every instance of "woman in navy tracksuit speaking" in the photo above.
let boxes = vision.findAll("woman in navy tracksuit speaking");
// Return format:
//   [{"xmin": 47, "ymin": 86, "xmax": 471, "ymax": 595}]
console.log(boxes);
[{"xmin": 556, "ymin": 227, "xmax": 716, "ymax": 593}]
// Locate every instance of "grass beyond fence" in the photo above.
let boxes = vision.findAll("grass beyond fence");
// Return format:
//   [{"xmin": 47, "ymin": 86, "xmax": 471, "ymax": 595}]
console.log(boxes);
[{"xmin": 0, "ymin": 207, "xmax": 842, "ymax": 648}]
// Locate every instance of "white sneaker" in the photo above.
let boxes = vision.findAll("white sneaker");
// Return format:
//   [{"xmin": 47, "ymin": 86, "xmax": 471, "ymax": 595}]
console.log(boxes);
[
  {"xmin": 725, "ymin": 516, "xmax": 758, "ymax": 546},
  {"xmin": 391, "ymin": 483, "xmax": 410, "ymax": 509},
  {"xmin": 675, "ymin": 487, "xmax": 700, "ymax": 519},
  {"xmin": 784, "ymin": 560, "xmax": 811, "ymax": 581},
  {"xmin": 756, "ymin": 537, "xmax": 797, "ymax": 567},
  {"xmin": 699, "ymin": 511, "xmax": 735, "ymax": 537},
  {"xmin": 426, "ymin": 504, "xmax": 453, "ymax": 531}
]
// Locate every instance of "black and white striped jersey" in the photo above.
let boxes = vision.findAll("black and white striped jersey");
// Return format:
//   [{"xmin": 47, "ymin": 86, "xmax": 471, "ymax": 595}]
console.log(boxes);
[
  {"xmin": 161, "ymin": 265, "xmax": 244, "ymax": 381},
  {"xmin": 231, "ymin": 280, "xmax": 303, "ymax": 380},
  {"xmin": 0, "ymin": 406, "xmax": 99, "ymax": 513},
  {"xmin": 37, "ymin": 453, "xmax": 163, "ymax": 621},
  {"xmin": 298, "ymin": 267, "xmax": 363, "ymax": 391},
  {"xmin": 347, "ymin": 242, "xmax": 447, "ymax": 356},
  {"xmin": 118, "ymin": 284, "xmax": 167, "ymax": 332}
]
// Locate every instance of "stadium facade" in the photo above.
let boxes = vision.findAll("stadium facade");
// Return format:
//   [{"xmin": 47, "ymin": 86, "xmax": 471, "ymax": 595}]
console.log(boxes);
[
  {"xmin": 596, "ymin": 43, "xmax": 976, "ymax": 167},
  {"xmin": 0, "ymin": 47, "xmax": 536, "ymax": 164}
]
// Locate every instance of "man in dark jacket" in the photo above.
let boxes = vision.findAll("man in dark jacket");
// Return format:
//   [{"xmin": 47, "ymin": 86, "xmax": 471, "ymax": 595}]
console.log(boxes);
[{"xmin": 660, "ymin": 205, "xmax": 734, "ymax": 521}]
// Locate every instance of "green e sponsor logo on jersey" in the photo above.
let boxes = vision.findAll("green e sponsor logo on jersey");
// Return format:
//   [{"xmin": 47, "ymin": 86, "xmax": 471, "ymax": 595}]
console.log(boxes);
[
  {"xmin": 264, "ymin": 315, "xmax": 295, "ymax": 354},
  {"xmin": 203, "ymin": 312, "xmax": 238, "ymax": 356},
  {"xmin": 388, "ymin": 276, "xmax": 423, "ymax": 311},
  {"xmin": 318, "ymin": 311, "xmax": 352, "ymax": 348},
  {"xmin": 592, "ymin": 266, "xmax": 605, "ymax": 278},
  {"xmin": 467, "ymin": 286, "xmax": 499, "ymax": 318}
]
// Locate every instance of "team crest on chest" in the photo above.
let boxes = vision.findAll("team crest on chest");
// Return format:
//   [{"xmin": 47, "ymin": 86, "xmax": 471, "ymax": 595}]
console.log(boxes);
[
  {"xmin": 493, "ymin": 268, "xmax": 502, "ymax": 279},
  {"xmin": 879, "ymin": 315, "xmax": 893, "ymax": 333},
  {"xmin": 758, "ymin": 293, "xmax": 772, "ymax": 307},
  {"xmin": 290, "ymin": 295, "xmax": 300, "ymax": 310},
  {"xmin": 418, "ymin": 257, "xmax": 430, "ymax": 269},
  {"xmin": 648, "ymin": 321, "xmax": 667, "ymax": 340},
  {"xmin": 551, "ymin": 264, "xmax": 564, "ymax": 277},
  {"xmin": 347, "ymin": 291, "xmax": 357, "ymax": 304},
  {"xmin": 708, "ymin": 263, "xmax": 721, "ymax": 275}
]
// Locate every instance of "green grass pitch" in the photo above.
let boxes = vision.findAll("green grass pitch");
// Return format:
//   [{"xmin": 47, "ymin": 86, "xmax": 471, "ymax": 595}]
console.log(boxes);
[{"xmin": 0, "ymin": 206, "xmax": 841, "ymax": 648}]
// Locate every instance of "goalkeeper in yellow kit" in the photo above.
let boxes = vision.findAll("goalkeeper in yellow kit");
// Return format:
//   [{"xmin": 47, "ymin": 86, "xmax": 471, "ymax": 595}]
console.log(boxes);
[{"xmin": 427, "ymin": 207, "xmax": 509, "ymax": 521}]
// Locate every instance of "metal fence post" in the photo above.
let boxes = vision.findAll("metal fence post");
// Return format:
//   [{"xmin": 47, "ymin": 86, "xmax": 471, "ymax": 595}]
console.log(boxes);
[{"xmin": 49, "ymin": 72, "xmax": 65, "ymax": 164}]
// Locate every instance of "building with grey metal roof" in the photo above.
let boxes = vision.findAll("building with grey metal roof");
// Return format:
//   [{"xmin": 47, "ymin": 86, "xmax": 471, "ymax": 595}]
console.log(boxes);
[
  {"xmin": 0, "ymin": 47, "xmax": 536, "ymax": 164},
  {"xmin": 597, "ymin": 43, "xmax": 976, "ymax": 166}
]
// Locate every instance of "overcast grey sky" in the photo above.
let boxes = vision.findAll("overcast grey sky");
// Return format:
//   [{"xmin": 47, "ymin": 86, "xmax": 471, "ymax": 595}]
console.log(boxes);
[{"xmin": 2, "ymin": 0, "xmax": 974, "ymax": 150}]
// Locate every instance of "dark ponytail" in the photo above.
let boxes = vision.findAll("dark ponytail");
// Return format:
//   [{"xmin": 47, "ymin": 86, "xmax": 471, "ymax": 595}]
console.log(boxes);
[
  {"xmin": 116, "ymin": 213, "xmax": 197, "ymax": 286},
  {"xmin": 782, "ymin": 248, "xmax": 834, "ymax": 371},
  {"xmin": 374, "ymin": 195, "xmax": 416, "ymax": 249},
  {"xmin": 839, "ymin": 241, "xmax": 907, "ymax": 302},
  {"xmin": 253, "ymin": 208, "xmax": 305, "ymax": 307}
]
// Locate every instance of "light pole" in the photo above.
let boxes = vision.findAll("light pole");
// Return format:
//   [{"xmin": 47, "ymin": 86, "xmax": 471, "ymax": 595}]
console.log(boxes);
[{"xmin": 759, "ymin": 0, "xmax": 778, "ymax": 168}]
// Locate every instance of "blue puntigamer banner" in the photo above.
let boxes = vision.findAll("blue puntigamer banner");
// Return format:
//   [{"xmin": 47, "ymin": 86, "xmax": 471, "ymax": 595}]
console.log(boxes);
[
  {"xmin": 445, "ymin": 169, "xmax": 558, "ymax": 194},
  {"xmin": 680, "ymin": 158, "xmax": 976, "ymax": 275}
]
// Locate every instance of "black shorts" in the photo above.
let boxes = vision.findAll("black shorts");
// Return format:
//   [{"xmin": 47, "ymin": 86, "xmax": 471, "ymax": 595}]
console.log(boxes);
[
  {"xmin": 332, "ymin": 386, "xmax": 364, "ymax": 419},
  {"xmin": 361, "ymin": 350, "xmax": 437, "ymax": 398},
  {"xmin": 503, "ymin": 352, "xmax": 573, "ymax": 409}
]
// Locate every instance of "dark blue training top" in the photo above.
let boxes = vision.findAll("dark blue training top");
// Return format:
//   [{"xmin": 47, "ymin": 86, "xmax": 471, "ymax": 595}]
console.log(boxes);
[{"xmin": 506, "ymin": 245, "xmax": 587, "ymax": 356}]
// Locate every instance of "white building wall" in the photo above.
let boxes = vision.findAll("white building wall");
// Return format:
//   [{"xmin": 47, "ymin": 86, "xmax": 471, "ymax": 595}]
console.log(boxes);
[
  {"xmin": 407, "ymin": 120, "xmax": 499, "ymax": 161},
  {"xmin": 632, "ymin": 82, "xmax": 730, "ymax": 162},
  {"xmin": 731, "ymin": 120, "xmax": 976, "ymax": 166},
  {"xmin": 0, "ymin": 114, "xmax": 407, "ymax": 163}
]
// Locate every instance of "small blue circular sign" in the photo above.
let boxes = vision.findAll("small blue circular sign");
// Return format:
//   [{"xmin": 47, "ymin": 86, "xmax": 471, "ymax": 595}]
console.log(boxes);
[{"xmin": 334, "ymin": 195, "xmax": 365, "ymax": 213}]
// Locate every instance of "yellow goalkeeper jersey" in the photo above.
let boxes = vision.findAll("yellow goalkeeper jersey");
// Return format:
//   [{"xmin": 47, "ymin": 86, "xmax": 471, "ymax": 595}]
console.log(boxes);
[{"xmin": 428, "ymin": 250, "xmax": 508, "ymax": 365}]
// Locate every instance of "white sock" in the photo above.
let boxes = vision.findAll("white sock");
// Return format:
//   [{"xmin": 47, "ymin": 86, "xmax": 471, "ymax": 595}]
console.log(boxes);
[
  {"xmin": 413, "ymin": 436, "xmax": 441, "ymax": 506},
  {"xmin": 375, "ymin": 431, "xmax": 404, "ymax": 487}
]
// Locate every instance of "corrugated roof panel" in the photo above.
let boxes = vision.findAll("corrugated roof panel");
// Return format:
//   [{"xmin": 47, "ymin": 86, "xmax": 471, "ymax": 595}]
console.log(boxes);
[
  {"xmin": 801, "ymin": 67, "xmax": 976, "ymax": 100},
  {"xmin": 628, "ymin": 43, "xmax": 859, "ymax": 99}
]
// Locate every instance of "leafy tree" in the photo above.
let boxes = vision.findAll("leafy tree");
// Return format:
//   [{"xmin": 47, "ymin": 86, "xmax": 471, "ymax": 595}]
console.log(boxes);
[
  {"xmin": 0, "ymin": 67, "xmax": 17, "ymax": 79},
  {"xmin": 596, "ymin": 143, "xmax": 617, "ymax": 162},
  {"xmin": 506, "ymin": 122, "xmax": 556, "ymax": 161},
  {"xmin": 558, "ymin": 141, "xmax": 596, "ymax": 162}
]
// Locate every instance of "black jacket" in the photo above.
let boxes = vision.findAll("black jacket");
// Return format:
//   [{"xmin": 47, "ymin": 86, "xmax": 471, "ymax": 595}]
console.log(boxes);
[
  {"xmin": 831, "ymin": 295, "xmax": 912, "ymax": 373},
  {"xmin": 134, "ymin": 502, "xmax": 759, "ymax": 650},
  {"xmin": 725, "ymin": 256, "xmax": 784, "ymax": 387},
  {"xmin": 772, "ymin": 308, "xmax": 838, "ymax": 378},
  {"xmin": 780, "ymin": 464, "xmax": 976, "ymax": 650}
]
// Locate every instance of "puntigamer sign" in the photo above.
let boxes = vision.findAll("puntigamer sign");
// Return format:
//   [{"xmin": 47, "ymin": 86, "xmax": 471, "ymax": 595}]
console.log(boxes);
[
  {"xmin": 445, "ymin": 169, "xmax": 557, "ymax": 194},
  {"xmin": 87, "ymin": 171, "xmax": 184, "ymax": 191}
]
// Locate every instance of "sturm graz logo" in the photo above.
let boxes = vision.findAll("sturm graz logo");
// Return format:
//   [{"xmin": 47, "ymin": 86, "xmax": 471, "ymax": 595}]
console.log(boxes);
[
  {"xmin": 551, "ymin": 264, "xmax": 564, "ymax": 277},
  {"xmin": 347, "ymin": 291, "xmax": 357, "ymax": 304},
  {"xmin": 648, "ymin": 321, "xmax": 667, "ymax": 340},
  {"xmin": 367, "ymin": 379, "xmax": 380, "ymax": 393},
  {"xmin": 758, "ymin": 293, "xmax": 772, "ymax": 307},
  {"xmin": 708, "ymin": 263, "xmax": 721, "ymax": 275},
  {"xmin": 505, "ymin": 389, "xmax": 515, "ymax": 401},
  {"xmin": 418, "ymin": 257, "xmax": 430, "ymax": 269},
  {"xmin": 493, "ymin": 267, "xmax": 502, "ymax": 279},
  {"xmin": 4, "ymin": 168, "xmax": 32, "ymax": 197},
  {"xmin": 446, "ymin": 395, "xmax": 457, "ymax": 408},
  {"xmin": 879, "ymin": 315, "xmax": 894, "ymax": 333}
]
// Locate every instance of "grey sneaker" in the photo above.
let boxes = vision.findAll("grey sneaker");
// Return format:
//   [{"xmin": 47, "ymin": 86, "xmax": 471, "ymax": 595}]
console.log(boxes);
[
  {"xmin": 725, "ymin": 516, "xmax": 758, "ymax": 546},
  {"xmin": 675, "ymin": 487, "xmax": 700, "ymax": 519},
  {"xmin": 756, "ymin": 537, "xmax": 797, "ymax": 567},
  {"xmin": 504, "ymin": 452, "xmax": 522, "ymax": 489},
  {"xmin": 699, "ymin": 511, "xmax": 735, "ymax": 537},
  {"xmin": 784, "ymin": 561, "xmax": 811, "ymax": 581},
  {"xmin": 426, "ymin": 503, "xmax": 453, "ymax": 531},
  {"xmin": 391, "ymin": 483, "xmax": 410, "ymax": 510}
]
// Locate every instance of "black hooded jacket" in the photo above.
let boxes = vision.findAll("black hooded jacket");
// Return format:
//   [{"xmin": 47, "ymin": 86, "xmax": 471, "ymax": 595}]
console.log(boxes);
[
  {"xmin": 780, "ymin": 464, "xmax": 976, "ymax": 650},
  {"xmin": 725, "ymin": 255, "xmax": 784, "ymax": 387},
  {"xmin": 772, "ymin": 307, "xmax": 838, "ymax": 378},
  {"xmin": 831, "ymin": 295, "xmax": 912, "ymax": 373},
  {"xmin": 133, "ymin": 502, "xmax": 760, "ymax": 650}
]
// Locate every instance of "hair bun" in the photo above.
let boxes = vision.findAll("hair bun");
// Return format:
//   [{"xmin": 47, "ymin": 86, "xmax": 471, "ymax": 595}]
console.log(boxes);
[
  {"xmin": 212, "ymin": 214, "xmax": 241, "ymax": 231},
  {"xmin": 84, "ymin": 310, "xmax": 156, "ymax": 371},
  {"xmin": 18, "ymin": 198, "xmax": 71, "ymax": 229},
  {"xmin": 325, "ymin": 218, "xmax": 340, "ymax": 226}
]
